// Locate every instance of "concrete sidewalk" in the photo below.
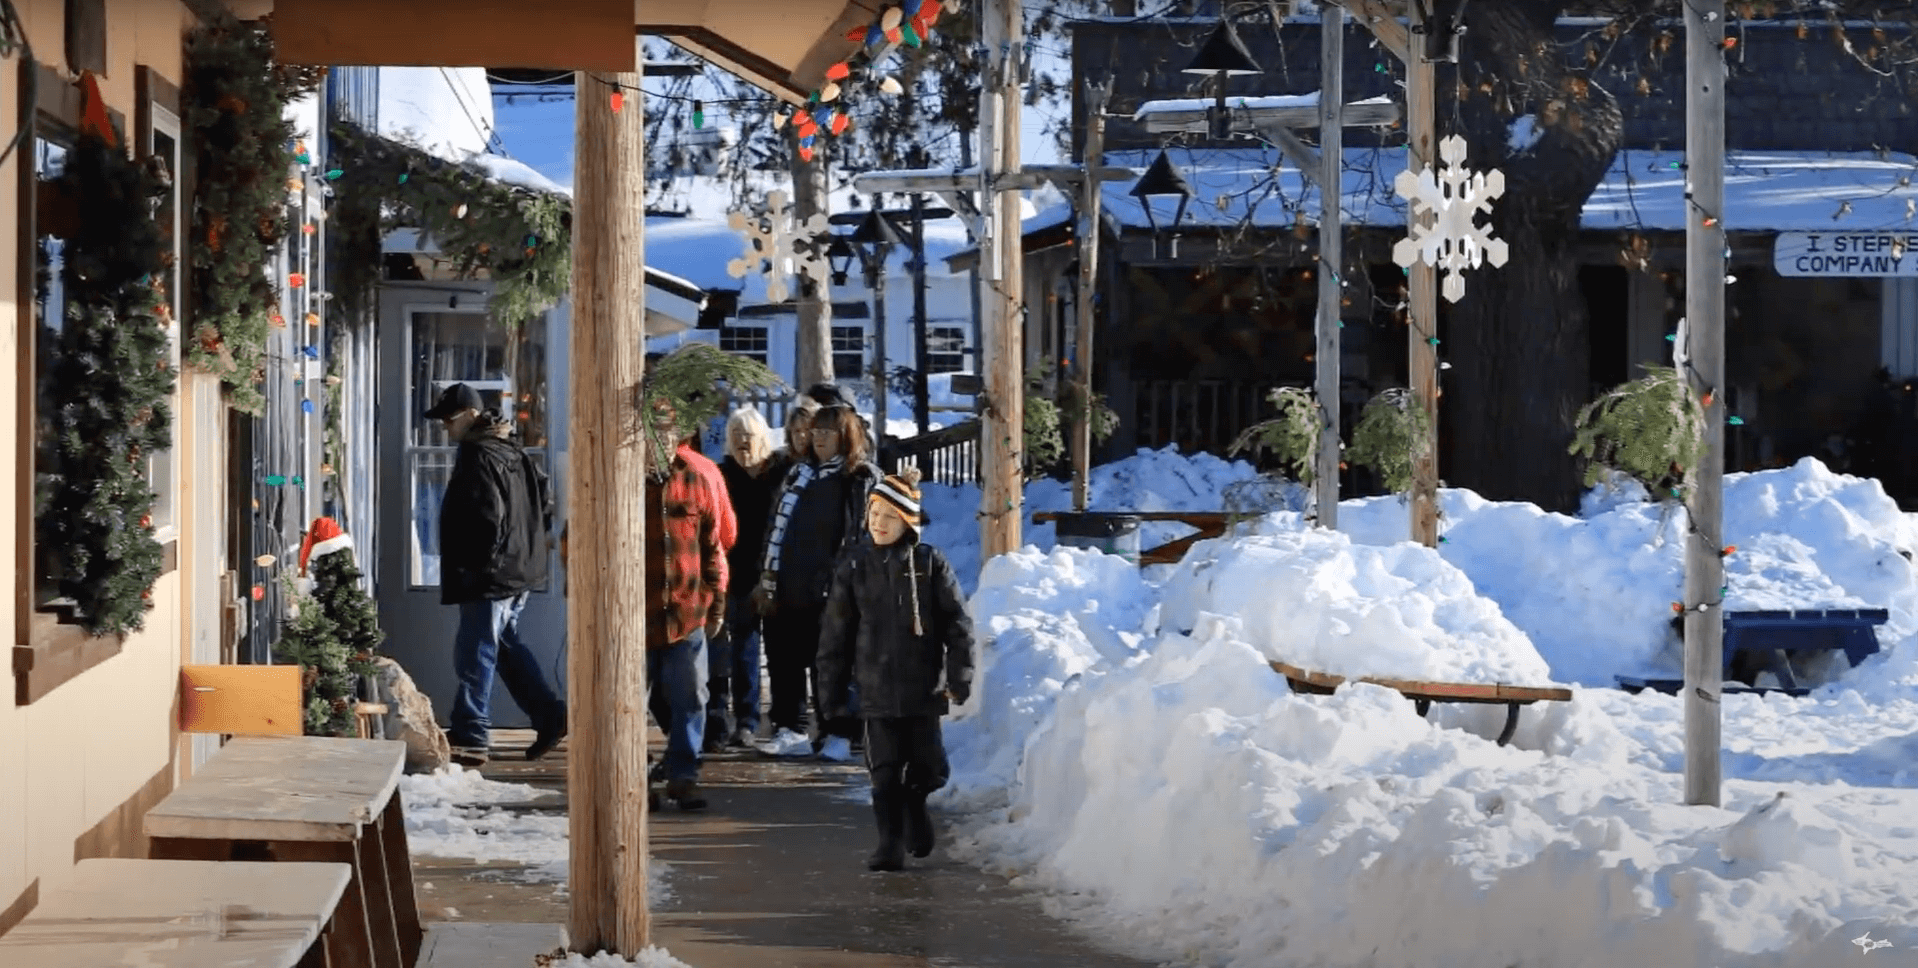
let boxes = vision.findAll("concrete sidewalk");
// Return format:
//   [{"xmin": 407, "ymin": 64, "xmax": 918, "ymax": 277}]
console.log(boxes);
[{"xmin": 420, "ymin": 733, "xmax": 1158, "ymax": 968}]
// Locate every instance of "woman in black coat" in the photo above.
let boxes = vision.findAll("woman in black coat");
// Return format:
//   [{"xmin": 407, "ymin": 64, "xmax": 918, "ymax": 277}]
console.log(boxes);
[{"xmin": 753, "ymin": 400, "xmax": 881, "ymax": 759}]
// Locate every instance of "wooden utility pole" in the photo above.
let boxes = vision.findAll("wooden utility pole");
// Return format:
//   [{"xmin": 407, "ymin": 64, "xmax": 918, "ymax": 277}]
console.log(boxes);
[
  {"xmin": 870, "ymin": 223, "xmax": 891, "ymax": 456},
  {"xmin": 1071, "ymin": 83, "xmax": 1109, "ymax": 513},
  {"xmin": 568, "ymin": 64, "xmax": 650, "ymax": 953},
  {"xmin": 911, "ymin": 191, "xmax": 932, "ymax": 437},
  {"xmin": 979, "ymin": 0, "xmax": 1025, "ymax": 558},
  {"xmin": 1405, "ymin": 2, "xmax": 1440, "ymax": 547},
  {"xmin": 793, "ymin": 144, "xmax": 834, "ymax": 390},
  {"xmin": 1314, "ymin": 7, "xmax": 1345, "ymax": 528},
  {"xmin": 1682, "ymin": 0, "xmax": 1727, "ymax": 808}
]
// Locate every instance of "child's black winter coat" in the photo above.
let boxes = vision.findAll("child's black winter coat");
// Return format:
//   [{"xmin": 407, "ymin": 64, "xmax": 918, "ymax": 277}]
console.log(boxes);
[{"xmin": 817, "ymin": 538, "xmax": 975, "ymax": 720}]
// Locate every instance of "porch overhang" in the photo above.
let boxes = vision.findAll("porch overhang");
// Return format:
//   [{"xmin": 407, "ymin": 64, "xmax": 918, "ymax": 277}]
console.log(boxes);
[{"xmin": 262, "ymin": 0, "xmax": 878, "ymax": 103}]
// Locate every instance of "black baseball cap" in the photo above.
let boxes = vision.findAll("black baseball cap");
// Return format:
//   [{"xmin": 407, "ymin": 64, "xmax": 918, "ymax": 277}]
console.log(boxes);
[{"xmin": 423, "ymin": 383, "xmax": 485, "ymax": 420}]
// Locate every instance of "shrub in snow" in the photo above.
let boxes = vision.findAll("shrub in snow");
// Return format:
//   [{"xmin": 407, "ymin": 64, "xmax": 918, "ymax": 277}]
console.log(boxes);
[{"xmin": 1159, "ymin": 527, "xmax": 1557, "ymax": 686}]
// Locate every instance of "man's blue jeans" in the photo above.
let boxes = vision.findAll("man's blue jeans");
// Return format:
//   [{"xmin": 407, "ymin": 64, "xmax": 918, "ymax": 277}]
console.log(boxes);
[
  {"xmin": 450, "ymin": 593, "xmax": 564, "ymax": 750},
  {"xmin": 649, "ymin": 629, "xmax": 708, "ymax": 782}
]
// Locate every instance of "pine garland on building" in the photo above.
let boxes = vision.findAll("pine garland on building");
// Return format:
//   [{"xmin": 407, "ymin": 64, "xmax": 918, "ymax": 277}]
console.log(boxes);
[
  {"xmin": 38, "ymin": 129, "xmax": 177, "ymax": 637},
  {"xmin": 1569, "ymin": 365, "xmax": 1705, "ymax": 500},
  {"xmin": 329, "ymin": 123, "xmax": 570, "ymax": 328},
  {"xmin": 1347, "ymin": 388, "xmax": 1433, "ymax": 495},
  {"xmin": 1232, "ymin": 386, "xmax": 1324, "ymax": 485},
  {"xmin": 278, "ymin": 518, "xmax": 381, "ymax": 736},
  {"xmin": 182, "ymin": 2, "xmax": 323, "ymax": 414}
]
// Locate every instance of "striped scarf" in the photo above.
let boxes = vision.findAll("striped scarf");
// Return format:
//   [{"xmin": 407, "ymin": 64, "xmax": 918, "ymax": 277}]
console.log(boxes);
[{"xmin": 759, "ymin": 456, "xmax": 843, "ymax": 589}]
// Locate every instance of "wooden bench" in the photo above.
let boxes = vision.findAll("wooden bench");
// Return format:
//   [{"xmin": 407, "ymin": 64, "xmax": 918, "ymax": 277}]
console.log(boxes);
[
  {"xmin": 0, "ymin": 858, "xmax": 350, "ymax": 968},
  {"xmin": 144, "ymin": 736, "xmax": 423, "ymax": 968},
  {"xmin": 1032, "ymin": 511, "xmax": 1233, "ymax": 565},
  {"xmin": 1271, "ymin": 660, "xmax": 1574, "ymax": 746},
  {"xmin": 1614, "ymin": 607, "xmax": 1888, "ymax": 696}
]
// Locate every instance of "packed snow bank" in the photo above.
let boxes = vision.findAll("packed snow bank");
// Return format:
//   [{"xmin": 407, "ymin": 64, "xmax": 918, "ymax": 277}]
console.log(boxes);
[
  {"xmin": 1158, "ymin": 527, "xmax": 1557, "ymax": 686},
  {"xmin": 922, "ymin": 445, "xmax": 1263, "ymax": 593},
  {"xmin": 950, "ymin": 594, "xmax": 1918, "ymax": 968}
]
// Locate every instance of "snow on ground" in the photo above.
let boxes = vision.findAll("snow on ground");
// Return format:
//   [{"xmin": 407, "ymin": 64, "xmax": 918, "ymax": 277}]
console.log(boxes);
[
  {"xmin": 938, "ymin": 457, "xmax": 1918, "ymax": 968},
  {"xmin": 401, "ymin": 766, "xmax": 673, "ymax": 904},
  {"xmin": 539, "ymin": 948, "xmax": 693, "ymax": 968}
]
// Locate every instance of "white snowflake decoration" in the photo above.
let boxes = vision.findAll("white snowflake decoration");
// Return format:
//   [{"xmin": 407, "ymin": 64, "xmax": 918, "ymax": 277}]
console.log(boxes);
[
  {"xmin": 727, "ymin": 190, "xmax": 830, "ymax": 304},
  {"xmin": 1392, "ymin": 135, "xmax": 1509, "ymax": 303}
]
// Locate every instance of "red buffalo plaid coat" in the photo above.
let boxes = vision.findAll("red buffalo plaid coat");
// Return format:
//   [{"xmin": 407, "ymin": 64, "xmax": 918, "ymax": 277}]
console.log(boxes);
[{"xmin": 644, "ymin": 443, "xmax": 738, "ymax": 649}]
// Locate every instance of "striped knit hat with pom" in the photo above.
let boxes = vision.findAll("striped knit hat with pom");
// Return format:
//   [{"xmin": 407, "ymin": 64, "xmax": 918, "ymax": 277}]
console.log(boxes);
[{"xmin": 870, "ymin": 467, "xmax": 924, "ymax": 534}]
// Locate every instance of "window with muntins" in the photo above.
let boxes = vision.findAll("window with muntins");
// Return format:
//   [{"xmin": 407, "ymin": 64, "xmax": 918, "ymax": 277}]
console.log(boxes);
[
  {"xmin": 719, "ymin": 325, "xmax": 769, "ymax": 365},
  {"xmin": 928, "ymin": 325, "xmax": 966, "ymax": 374},
  {"xmin": 831, "ymin": 325, "xmax": 865, "ymax": 380}
]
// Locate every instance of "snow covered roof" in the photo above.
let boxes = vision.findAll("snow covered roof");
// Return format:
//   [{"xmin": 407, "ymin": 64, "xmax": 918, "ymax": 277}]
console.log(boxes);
[
  {"xmin": 1091, "ymin": 146, "xmax": 1918, "ymax": 235},
  {"xmin": 645, "ymin": 213, "xmax": 978, "ymax": 309}
]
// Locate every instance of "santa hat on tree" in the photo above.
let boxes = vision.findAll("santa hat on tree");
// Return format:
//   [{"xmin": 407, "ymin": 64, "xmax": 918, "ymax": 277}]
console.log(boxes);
[{"xmin": 299, "ymin": 517, "xmax": 355, "ymax": 575}]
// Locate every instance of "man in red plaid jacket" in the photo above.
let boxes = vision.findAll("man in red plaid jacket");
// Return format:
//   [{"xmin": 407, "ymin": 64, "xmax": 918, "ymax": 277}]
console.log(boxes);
[{"xmin": 644, "ymin": 403, "xmax": 737, "ymax": 812}]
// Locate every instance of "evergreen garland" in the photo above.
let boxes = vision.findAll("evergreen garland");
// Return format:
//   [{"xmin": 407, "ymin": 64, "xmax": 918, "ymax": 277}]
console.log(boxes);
[
  {"xmin": 1569, "ymin": 365, "xmax": 1705, "ymax": 500},
  {"xmin": 182, "ymin": 3, "xmax": 323, "ymax": 414},
  {"xmin": 38, "ymin": 130, "xmax": 177, "ymax": 637},
  {"xmin": 330, "ymin": 123, "xmax": 570, "ymax": 328},
  {"xmin": 278, "ymin": 543, "xmax": 382, "ymax": 737},
  {"xmin": 1348, "ymin": 389, "xmax": 1433, "ymax": 495},
  {"xmin": 643, "ymin": 343, "xmax": 785, "ymax": 475},
  {"xmin": 1022, "ymin": 362, "xmax": 1117, "ymax": 479},
  {"xmin": 1231, "ymin": 386, "xmax": 1323, "ymax": 484}
]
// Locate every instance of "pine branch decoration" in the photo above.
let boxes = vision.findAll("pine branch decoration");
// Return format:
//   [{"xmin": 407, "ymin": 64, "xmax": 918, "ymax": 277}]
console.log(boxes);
[
  {"xmin": 642, "ymin": 344, "xmax": 785, "ymax": 474},
  {"xmin": 1569, "ymin": 365, "xmax": 1706, "ymax": 500},
  {"xmin": 38, "ymin": 131, "xmax": 176, "ymax": 637},
  {"xmin": 1232, "ymin": 386, "xmax": 1322, "ymax": 485},
  {"xmin": 1347, "ymin": 388, "xmax": 1432, "ymax": 495},
  {"xmin": 183, "ymin": 4, "xmax": 322, "ymax": 414}
]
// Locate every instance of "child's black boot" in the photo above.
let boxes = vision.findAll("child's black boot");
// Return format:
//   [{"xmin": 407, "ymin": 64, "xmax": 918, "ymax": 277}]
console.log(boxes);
[{"xmin": 867, "ymin": 781, "xmax": 907, "ymax": 871}]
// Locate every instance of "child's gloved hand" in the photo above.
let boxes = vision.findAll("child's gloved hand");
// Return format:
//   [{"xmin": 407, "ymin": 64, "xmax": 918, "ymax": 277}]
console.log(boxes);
[{"xmin": 751, "ymin": 577, "xmax": 777, "ymax": 617}]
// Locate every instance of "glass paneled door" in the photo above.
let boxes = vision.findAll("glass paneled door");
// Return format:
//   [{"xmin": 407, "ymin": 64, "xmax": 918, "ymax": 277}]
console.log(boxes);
[{"xmin": 377, "ymin": 289, "xmax": 566, "ymax": 732}]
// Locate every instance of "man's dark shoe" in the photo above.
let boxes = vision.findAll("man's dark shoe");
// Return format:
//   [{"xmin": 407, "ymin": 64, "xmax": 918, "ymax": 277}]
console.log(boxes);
[
  {"xmin": 665, "ymin": 778, "xmax": 708, "ymax": 811},
  {"xmin": 451, "ymin": 746, "xmax": 489, "ymax": 767},
  {"xmin": 525, "ymin": 714, "xmax": 567, "ymax": 762}
]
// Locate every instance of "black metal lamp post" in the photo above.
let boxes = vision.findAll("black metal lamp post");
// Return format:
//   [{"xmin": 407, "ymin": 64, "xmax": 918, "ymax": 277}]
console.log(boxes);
[
  {"xmin": 826, "ymin": 235, "xmax": 858, "ymax": 287},
  {"xmin": 1131, "ymin": 149, "xmax": 1195, "ymax": 259},
  {"xmin": 845, "ymin": 206, "xmax": 905, "ymax": 453},
  {"xmin": 1182, "ymin": 19, "xmax": 1262, "ymax": 139}
]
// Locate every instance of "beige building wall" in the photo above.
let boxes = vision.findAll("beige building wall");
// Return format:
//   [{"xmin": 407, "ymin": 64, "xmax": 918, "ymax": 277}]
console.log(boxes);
[{"xmin": 0, "ymin": 0, "xmax": 205, "ymax": 928}]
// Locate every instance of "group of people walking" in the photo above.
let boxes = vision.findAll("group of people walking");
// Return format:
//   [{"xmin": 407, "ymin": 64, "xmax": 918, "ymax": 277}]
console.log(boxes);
[{"xmin": 424, "ymin": 377, "xmax": 974, "ymax": 871}]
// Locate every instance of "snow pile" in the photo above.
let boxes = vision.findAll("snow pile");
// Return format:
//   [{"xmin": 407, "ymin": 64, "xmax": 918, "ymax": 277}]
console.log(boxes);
[
  {"xmin": 949, "ymin": 587, "xmax": 1918, "ymax": 968},
  {"xmin": 1313, "ymin": 458, "xmax": 1918, "ymax": 687},
  {"xmin": 1157, "ymin": 527, "xmax": 1558, "ymax": 686},
  {"xmin": 921, "ymin": 445, "xmax": 1264, "ymax": 593},
  {"xmin": 538, "ymin": 949, "xmax": 692, "ymax": 968},
  {"xmin": 943, "ymin": 546, "xmax": 1155, "ymax": 808},
  {"xmin": 401, "ymin": 766, "xmax": 569, "ymax": 880}
]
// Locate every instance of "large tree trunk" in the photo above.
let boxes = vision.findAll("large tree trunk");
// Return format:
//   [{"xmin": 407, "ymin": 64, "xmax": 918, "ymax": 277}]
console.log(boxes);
[
  {"xmin": 791, "ymin": 147, "xmax": 834, "ymax": 390},
  {"xmin": 1439, "ymin": 3, "xmax": 1623, "ymax": 512}
]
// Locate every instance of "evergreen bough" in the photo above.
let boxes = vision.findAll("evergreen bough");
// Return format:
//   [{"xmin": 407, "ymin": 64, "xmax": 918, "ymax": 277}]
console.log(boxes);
[
  {"xmin": 1023, "ymin": 363, "xmax": 1117, "ymax": 479},
  {"xmin": 1569, "ymin": 365, "xmax": 1704, "ymax": 500},
  {"xmin": 182, "ymin": 2, "xmax": 322, "ymax": 413},
  {"xmin": 1231, "ymin": 387, "xmax": 1322, "ymax": 484},
  {"xmin": 278, "ymin": 543, "xmax": 382, "ymax": 737},
  {"xmin": 643, "ymin": 344, "xmax": 785, "ymax": 475},
  {"xmin": 38, "ymin": 130, "xmax": 177, "ymax": 637},
  {"xmin": 1348, "ymin": 389, "xmax": 1432, "ymax": 495}
]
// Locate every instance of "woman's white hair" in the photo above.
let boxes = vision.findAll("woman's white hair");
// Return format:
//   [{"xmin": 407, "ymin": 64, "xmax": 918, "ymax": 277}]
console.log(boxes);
[{"xmin": 725, "ymin": 406, "xmax": 777, "ymax": 465}]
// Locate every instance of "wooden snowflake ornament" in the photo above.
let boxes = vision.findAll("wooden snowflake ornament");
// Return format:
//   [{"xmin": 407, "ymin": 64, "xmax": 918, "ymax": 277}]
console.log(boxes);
[
  {"xmin": 1392, "ymin": 135, "xmax": 1509, "ymax": 303},
  {"xmin": 726, "ymin": 189, "xmax": 830, "ymax": 303}
]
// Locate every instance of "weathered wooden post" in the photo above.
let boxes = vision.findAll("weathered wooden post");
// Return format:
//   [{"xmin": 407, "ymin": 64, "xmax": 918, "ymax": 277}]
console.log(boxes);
[
  {"xmin": 567, "ymin": 64, "xmax": 650, "ymax": 952},
  {"xmin": 1072, "ymin": 83, "xmax": 1109, "ymax": 513},
  {"xmin": 1314, "ymin": 6, "xmax": 1345, "ymax": 528},
  {"xmin": 979, "ymin": 0, "xmax": 1025, "ymax": 558},
  {"xmin": 794, "ymin": 144, "xmax": 834, "ymax": 389},
  {"xmin": 1405, "ymin": 1, "xmax": 1441, "ymax": 548},
  {"xmin": 1682, "ymin": 0, "xmax": 1727, "ymax": 808}
]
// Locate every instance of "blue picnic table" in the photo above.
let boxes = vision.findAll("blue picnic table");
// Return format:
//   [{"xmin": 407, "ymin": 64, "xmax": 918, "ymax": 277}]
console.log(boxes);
[{"xmin": 1616, "ymin": 608, "xmax": 1887, "ymax": 696}]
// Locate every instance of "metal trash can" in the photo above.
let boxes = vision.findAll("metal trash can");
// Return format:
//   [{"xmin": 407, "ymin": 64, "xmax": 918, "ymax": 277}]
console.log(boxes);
[{"xmin": 1051, "ymin": 512, "xmax": 1142, "ymax": 564}]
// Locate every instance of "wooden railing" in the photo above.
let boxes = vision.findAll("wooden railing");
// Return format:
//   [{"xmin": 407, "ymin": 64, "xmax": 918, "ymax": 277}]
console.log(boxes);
[
  {"xmin": 880, "ymin": 418, "xmax": 981, "ymax": 486},
  {"xmin": 1134, "ymin": 379, "xmax": 1300, "ymax": 456}
]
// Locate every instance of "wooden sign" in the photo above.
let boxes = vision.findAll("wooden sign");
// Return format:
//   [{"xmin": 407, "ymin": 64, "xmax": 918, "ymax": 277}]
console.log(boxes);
[{"xmin": 1774, "ymin": 231, "xmax": 1918, "ymax": 277}]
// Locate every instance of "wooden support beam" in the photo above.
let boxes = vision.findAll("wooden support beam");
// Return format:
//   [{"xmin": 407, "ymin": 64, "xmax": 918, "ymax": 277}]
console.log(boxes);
[
  {"xmin": 1314, "ymin": 5, "xmax": 1345, "ymax": 528},
  {"xmin": 1406, "ymin": 2, "xmax": 1440, "ymax": 548},
  {"xmin": 1256, "ymin": 123, "xmax": 1325, "ymax": 188},
  {"xmin": 1072, "ymin": 84, "xmax": 1110, "ymax": 514},
  {"xmin": 1136, "ymin": 96, "xmax": 1400, "ymax": 138},
  {"xmin": 272, "ymin": 0, "xmax": 638, "ymax": 70},
  {"xmin": 1682, "ymin": 0, "xmax": 1728, "ymax": 809},
  {"xmin": 979, "ymin": 0, "xmax": 1025, "ymax": 560},
  {"xmin": 567, "ymin": 62, "xmax": 650, "ymax": 954},
  {"xmin": 1331, "ymin": 0, "xmax": 1411, "ymax": 63}
]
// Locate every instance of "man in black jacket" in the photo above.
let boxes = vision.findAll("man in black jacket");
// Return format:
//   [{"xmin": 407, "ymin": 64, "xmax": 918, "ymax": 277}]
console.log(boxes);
[{"xmin": 426, "ymin": 383, "xmax": 567, "ymax": 766}]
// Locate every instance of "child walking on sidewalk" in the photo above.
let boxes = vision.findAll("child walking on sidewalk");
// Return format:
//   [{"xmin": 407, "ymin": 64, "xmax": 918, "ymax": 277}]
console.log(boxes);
[{"xmin": 818, "ymin": 468, "xmax": 975, "ymax": 872}]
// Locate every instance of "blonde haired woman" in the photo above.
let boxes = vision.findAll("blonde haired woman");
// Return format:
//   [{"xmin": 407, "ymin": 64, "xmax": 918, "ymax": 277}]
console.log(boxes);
[{"xmin": 710, "ymin": 406, "xmax": 790, "ymax": 748}]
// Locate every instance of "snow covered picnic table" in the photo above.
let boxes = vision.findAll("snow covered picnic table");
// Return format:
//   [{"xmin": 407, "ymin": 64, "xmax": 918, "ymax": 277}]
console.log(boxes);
[
  {"xmin": 1270, "ymin": 660, "xmax": 1573, "ymax": 746},
  {"xmin": 1615, "ymin": 607, "xmax": 1888, "ymax": 697}
]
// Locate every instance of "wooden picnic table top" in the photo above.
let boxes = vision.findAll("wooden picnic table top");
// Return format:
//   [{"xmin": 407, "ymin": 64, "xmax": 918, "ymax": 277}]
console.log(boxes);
[
  {"xmin": 144, "ymin": 735, "xmax": 407, "ymax": 843},
  {"xmin": 1270, "ymin": 661, "xmax": 1574, "ymax": 704},
  {"xmin": 0, "ymin": 858, "xmax": 349, "ymax": 968}
]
